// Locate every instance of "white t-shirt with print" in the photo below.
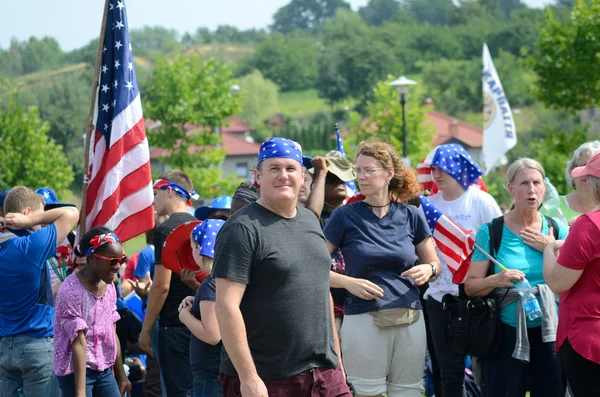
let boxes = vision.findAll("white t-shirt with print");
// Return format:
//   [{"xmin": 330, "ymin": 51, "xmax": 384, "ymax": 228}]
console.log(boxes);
[{"xmin": 425, "ymin": 186, "xmax": 502, "ymax": 302}]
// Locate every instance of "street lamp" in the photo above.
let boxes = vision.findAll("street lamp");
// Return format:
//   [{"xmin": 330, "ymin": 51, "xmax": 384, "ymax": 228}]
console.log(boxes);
[{"xmin": 388, "ymin": 76, "xmax": 417, "ymax": 167}]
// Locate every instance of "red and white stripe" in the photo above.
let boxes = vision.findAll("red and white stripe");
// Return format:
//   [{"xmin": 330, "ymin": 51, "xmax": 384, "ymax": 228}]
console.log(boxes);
[
  {"xmin": 432, "ymin": 214, "xmax": 475, "ymax": 284},
  {"xmin": 417, "ymin": 149, "xmax": 436, "ymax": 191},
  {"xmin": 86, "ymin": 93, "xmax": 154, "ymax": 242}
]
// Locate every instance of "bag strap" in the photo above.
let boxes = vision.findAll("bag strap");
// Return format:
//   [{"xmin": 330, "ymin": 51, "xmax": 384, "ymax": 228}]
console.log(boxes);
[
  {"xmin": 486, "ymin": 216, "xmax": 504, "ymax": 277},
  {"xmin": 544, "ymin": 215, "xmax": 560, "ymax": 240}
]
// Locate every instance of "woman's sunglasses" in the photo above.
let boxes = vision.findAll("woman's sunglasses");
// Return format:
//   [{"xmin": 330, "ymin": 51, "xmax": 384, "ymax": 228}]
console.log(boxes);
[{"xmin": 93, "ymin": 253, "xmax": 128, "ymax": 267}]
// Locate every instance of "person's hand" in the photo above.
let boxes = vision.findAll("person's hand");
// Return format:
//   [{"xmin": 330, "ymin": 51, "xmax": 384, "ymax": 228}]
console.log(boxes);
[
  {"xmin": 240, "ymin": 374, "xmax": 269, "ymax": 397},
  {"xmin": 521, "ymin": 226, "xmax": 555, "ymax": 252},
  {"xmin": 139, "ymin": 329, "xmax": 153, "ymax": 356},
  {"xmin": 343, "ymin": 277, "xmax": 384, "ymax": 300},
  {"xmin": 179, "ymin": 307, "xmax": 194, "ymax": 324},
  {"xmin": 180, "ymin": 269, "xmax": 201, "ymax": 291},
  {"xmin": 118, "ymin": 377, "xmax": 131, "ymax": 397},
  {"xmin": 2, "ymin": 212, "xmax": 32, "ymax": 230},
  {"xmin": 402, "ymin": 264, "xmax": 433, "ymax": 286},
  {"xmin": 126, "ymin": 278, "xmax": 152, "ymax": 297},
  {"xmin": 311, "ymin": 156, "xmax": 329, "ymax": 177},
  {"xmin": 178, "ymin": 296, "xmax": 194, "ymax": 312},
  {"xmin": 546, "ymin": 239, "xmax": 565, "ymax": 257},
  {"xmin": 118, "ymin": 376, "xmax": 132, "ymax": 397},
  {"xmin": 492, "ymin": 269, "xmax": 526, "ymax": 288}
]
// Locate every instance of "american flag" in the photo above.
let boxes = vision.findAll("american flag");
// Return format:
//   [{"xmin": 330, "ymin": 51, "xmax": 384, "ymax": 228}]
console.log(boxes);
[
  {"xmin": 420, "ymin": 195, "xmax": 474, "ymax": 284},
  {"xmin": 334, "ymin": 124, "xmax": 358, "ymax": 196},
  {"xmin": 417, "ymin": 144, "xmax": 487, "ymax": 194},
  {"xmin": 85, "ymin": 0, "xmax": 154, "ymax": 242}
]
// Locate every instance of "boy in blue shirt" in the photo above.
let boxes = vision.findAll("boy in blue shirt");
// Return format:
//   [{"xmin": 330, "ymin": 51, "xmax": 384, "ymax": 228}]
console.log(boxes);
[{"xmin": 0, "ymin": 186, "xmax": 79, "ymax": 397}]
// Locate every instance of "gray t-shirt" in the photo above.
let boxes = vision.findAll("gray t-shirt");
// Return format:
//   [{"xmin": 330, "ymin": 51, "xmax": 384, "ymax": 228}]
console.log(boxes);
[{"xmin": 212, "ymin": 202, "xmax": 338, "ymax": 379}]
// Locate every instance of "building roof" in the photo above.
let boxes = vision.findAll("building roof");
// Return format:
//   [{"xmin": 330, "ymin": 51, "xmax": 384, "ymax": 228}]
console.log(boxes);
[
  {"xmin": 340, "ymin": 110, "xmax": 482, "ymax": 149},
  {"xmin": 147, "ymin": 116, "xmax": 260, "ymax": 159},
  {"xmin": 425, "ymin": 111, "xmax": 482, "ymax": 148}
]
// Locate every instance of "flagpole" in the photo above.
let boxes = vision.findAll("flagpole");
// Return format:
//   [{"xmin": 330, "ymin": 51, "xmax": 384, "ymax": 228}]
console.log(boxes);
[
  {"xmin": 473, "ymin": 242, "xmax": 507, "ymax": 271},
  {"xmin": 79, "ymin": 0, "xmax": 110, "ymax": 237}
]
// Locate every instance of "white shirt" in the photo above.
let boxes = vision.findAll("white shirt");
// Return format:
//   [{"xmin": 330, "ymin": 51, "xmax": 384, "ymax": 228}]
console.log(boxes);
[{"xmin": 425, "ymin": 186, "xmax": 502, "ymax": 302}]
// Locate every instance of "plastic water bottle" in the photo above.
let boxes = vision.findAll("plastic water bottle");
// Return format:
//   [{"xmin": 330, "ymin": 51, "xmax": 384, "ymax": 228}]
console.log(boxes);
[
  {"xmin": 542, "ymin": 177, "xmax": 567, "ymax": 225},
  {"xmin": 515, "ymin": 278, "xmax": 542, "ymax": 321}
]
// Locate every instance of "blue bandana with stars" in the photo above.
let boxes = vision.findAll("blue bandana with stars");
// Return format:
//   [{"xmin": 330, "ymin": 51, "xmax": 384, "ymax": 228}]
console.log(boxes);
[
  {"xmin": 427, "ymin": 144, "xmax": 483, "ymax": 189},
  {"xmin": 258, "ymin": 137, "xmax": 303, "ymax": 165},
  {"xmin": 191, "ymin": 219, "xmax": 225, "ymax": 259}
]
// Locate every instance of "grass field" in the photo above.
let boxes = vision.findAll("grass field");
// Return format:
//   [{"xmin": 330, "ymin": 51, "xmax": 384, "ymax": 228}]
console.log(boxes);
[{"xmin": 278, "ymin": 89, "xmax": 356, "ymax": 117}]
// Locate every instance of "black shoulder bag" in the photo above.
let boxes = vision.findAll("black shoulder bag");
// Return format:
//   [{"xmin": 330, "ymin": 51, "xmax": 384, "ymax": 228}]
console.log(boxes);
[{"xmin": 441, "ymin": 215, "xmax": 559, "ymax": 358}]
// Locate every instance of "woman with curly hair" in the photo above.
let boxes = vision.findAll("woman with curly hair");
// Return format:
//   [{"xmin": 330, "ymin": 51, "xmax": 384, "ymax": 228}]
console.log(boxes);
[{"xmin": 324, "ymin": 140, "xmax": 441, "ymax": 397}]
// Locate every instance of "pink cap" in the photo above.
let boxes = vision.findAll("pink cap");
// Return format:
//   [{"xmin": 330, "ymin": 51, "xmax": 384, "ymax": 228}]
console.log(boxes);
[{"xmin": 571, "ymin": 152, "xmax": 600, "ymax": 178}]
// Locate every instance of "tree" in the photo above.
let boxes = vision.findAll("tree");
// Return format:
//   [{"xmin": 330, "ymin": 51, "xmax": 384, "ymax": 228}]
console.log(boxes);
[
  {"xmin": 359, "ymin": 0, "xmax": 402, "ymax": 26},
  {"xmin": 130, "ymin": 26, "xmax": 182, "ymax": 58},
  {"xmin": 271, "ymin": 0, "xmax": 351, "ymax": 33},
  {"xmin": 0, "ymin": 95, "xmax": 74, "ymax": 197},
  {"xmin": 345, "ymin": 79, "xmax": 434, "ymax": 166},
  {"xmin": 527, "ymin": 0, "xmax": 600, "ymax": 111},
  {"xmin": 238, "ymin": 70, "xmax": 280, "ymax": 128},
  {"xmin": 409, "ymin": 0, "xmax": 453, "ymax": 25},
  {"xmin": 242, "ymin": 33, "xmax": 319, "ymax": 92},
  {"xmin": 318, "ymin": 31, "xmax": 398, "ymax": 104},
  {"xmin": 144, "ymin": 55, "xmax": 242, "ymax": 198}
]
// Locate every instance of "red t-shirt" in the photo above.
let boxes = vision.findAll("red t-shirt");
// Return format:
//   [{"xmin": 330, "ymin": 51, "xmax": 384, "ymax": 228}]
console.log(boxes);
[
  {"xmin": 556, "ymin": 211, "xmax": 600, "ymax": 364},
  {"xmin": 123, "ymin": 252, "xmax": 140, "ymax": 281}
]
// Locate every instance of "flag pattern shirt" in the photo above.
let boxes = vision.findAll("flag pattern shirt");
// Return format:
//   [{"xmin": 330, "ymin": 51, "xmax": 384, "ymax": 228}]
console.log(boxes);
[{"xmin": 86, "ymin": 0, "xmax": 154, "ymax": 242}]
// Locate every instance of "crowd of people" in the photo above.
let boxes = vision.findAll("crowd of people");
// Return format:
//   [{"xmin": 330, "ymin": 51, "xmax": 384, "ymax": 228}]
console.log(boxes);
[{"xmin": 0, "ymin": 136, "xmax": 599, "ymax": 397}]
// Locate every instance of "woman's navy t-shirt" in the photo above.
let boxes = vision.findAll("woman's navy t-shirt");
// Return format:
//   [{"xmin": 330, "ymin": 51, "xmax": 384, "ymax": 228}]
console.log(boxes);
[
  {"xmin": 189, "ymin": 276, "xmax": 222, "ymax": 377},
  {"xmin": 323, "ymin": 201, "xmax": 431, "ymax": 315}
]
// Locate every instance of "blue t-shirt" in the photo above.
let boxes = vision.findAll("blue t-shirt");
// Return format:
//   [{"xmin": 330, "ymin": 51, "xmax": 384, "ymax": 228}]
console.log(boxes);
[
  {"xmin": 133, "ymin": 245, "xmax": 155, "ymax": 280},
  {"xmin": 323, "ymin": 202, "xmax": 431, "ymax": 315},
  {"xmin": 0, "ymin": 225, "xmax": 57, "ymax": 337},
  {"xmin": 472, "ymin": 214, "xmax": 568, "ymax": 328},
  {"xmin": 189, "ymin": 276, "xmax": 222, "ymax": 377}
]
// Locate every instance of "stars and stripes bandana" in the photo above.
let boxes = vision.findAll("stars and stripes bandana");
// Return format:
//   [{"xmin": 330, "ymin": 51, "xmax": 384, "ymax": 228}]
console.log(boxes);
[
  {"xmin": 192, "ymin": 219, "xmax": 225, "ymax": 259},
  {"xmin": 417, "ymin": 144, "xmax": 484, "ymax": 191},
  {"xmin": 83, "ymin": 233, "xmax": 120, "ymax": 257},
  {"xmin": 153, "ymin": 179, "xmax": 198, "ymax": 206},
  {"xmin": 258, "ymin": 137, "xmax": 303, "ymax": 165}
]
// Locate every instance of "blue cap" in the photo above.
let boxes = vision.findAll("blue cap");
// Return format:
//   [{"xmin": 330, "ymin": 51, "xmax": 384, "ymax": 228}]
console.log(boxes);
[
  {"xmin": 191, "ymin": 219, "xmax": 225, "ymax": 259},
  {"xmin": 302, "ymin": 156, "xmax": 313, "ymax": 169},
  {"xmin": 258, "ymin": 137, "xmax": 302, "ymax": 165},
  {"xmin": 194, "ymin": 196, "xmax": 232, "ymax": 221},
  {"xmin": 36, "ymin": 187, "xmax": 76, "ymax": 210}
]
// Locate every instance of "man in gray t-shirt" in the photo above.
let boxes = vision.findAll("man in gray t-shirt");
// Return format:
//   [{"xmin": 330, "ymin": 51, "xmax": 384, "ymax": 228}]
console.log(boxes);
[{"xmin": 213, "ymin": 137, "xmax": 351, "ymax": 397}]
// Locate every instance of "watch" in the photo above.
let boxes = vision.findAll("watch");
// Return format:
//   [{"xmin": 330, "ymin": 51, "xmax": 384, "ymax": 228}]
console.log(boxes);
[{"xmin": 429, "ymin": 264, "xmax": 437, "ymax": 280}]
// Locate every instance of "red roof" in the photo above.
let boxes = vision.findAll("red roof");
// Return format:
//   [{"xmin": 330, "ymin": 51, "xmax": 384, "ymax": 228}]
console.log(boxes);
[
  {"xmin": 340, "ymin": 110, "xmax": 482, "ymax": 148},
  {"xmin": 147, "ymin": 116, "xmax": 260, "ymax": 159},
  {"xmin": 425, "ymin": 111, "xmax": 482, "ymax": 148}
]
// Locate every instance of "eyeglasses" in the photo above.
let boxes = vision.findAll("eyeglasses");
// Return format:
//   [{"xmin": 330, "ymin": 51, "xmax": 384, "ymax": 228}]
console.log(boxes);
[
  {"xmin": 93, "ymin": 253, "xmax": 128, "ymax": 267},
  {"xmin": 352, "ymin": 167, "xmax": 384, "ymax": 177}
]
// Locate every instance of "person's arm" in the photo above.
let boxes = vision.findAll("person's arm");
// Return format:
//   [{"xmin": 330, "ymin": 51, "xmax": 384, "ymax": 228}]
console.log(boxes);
[
  {"xmin": 543, "ymin": 241, "xmax": 584, "ymax": 293},
  {"xmin": 3, "ymin": 206, "xmax": 79, "ymax": 244},
  {"xmin": 139, "ymin": 264, "xmax": 171, "ymax": 354},
  {"xmin": 327, "ymin": 240, "xmax": 384, "ymax": 299},
  {"xmin": 72, "ymin": 331, "xmax": 87, "ymax": 397},
  {"xmin": 180, "ymin": 300, "xmax": 221, "ymax": 345},
  {"xmin": 464, "ymin": 260, "xmax": 525, "ymax": 297},
  {"xmin": 401, "ymin": 237, "xmax": 441, "ymax": 285},
  {"xmin": 215, "ymin": 278, "xmax": 268, "ymax": 397},
  {"xmin": 305, "ymin": 157, "xmax": 329, "ymax": 218},
  {"xmin": 113, "ymin": 324, "xmax": 131, "ymax": 397}
]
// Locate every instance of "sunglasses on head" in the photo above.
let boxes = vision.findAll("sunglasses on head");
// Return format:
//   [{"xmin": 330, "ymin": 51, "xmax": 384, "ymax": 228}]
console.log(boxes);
[{"xmin": 93, "ymin": 253, "xmax": 128, "ymax": 267}]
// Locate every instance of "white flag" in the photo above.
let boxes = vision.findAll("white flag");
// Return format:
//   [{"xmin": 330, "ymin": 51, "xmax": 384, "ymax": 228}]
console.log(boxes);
[{"xmin": 482, "ymin": 43, "xmax": 517, "ymax": 173}]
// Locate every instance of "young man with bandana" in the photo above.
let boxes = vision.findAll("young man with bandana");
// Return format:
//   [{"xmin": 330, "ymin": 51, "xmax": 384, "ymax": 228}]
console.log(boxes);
[
  {"xmin": 0, "ymin": 186, "xmax": 79, "ymax": 397},
  {"xmin": 213, "ymin": 138, "xmax": 351, "ymax": 397},
  {"xmin": 139, "ymin": 170, "xmax": 197, "ymax": 397},
  {"xmin": 419, "ymin": 144, "xmax": 501, "ymax": 397}
]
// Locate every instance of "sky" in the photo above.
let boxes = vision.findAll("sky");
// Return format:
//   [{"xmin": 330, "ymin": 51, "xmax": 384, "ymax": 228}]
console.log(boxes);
[{"xmin": 1, "ymin": 0, "xmax": 553, "ymax": 51}]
